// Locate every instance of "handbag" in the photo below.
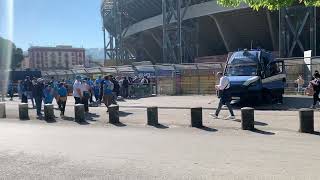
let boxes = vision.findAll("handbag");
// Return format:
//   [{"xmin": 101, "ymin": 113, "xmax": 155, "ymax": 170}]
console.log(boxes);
[{"xmin": 305, "ymin": 83, "xmax": 314, "ymax": 96}]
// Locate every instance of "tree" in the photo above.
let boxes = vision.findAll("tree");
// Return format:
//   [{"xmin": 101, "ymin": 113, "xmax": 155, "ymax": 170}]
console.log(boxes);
[
  {"xmin": 217, "ymin": 0, "xmax": 320, "ymax": 10},
  {"xmin": 0, "ymin": 37, "xmax": 24, "ymax": 70}
]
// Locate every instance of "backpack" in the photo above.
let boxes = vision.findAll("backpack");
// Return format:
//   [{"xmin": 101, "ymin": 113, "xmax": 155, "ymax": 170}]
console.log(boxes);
[{"xmin": 305, "ymin": 83, "xmax": 314, "ymax": 96}]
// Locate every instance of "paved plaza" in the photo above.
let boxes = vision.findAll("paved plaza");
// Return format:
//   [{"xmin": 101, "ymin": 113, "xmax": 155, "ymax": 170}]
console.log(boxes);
[{"xmin": 0, "ymin": 95, "xmax": 320, "ymax": 179}]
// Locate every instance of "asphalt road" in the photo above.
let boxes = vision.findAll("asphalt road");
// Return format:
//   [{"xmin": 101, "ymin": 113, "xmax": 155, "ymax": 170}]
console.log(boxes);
[
  {"xmin": 0, "ymin": 95, "xmax": 319, "ymax": 179},
  {"xmin": 0, "ymin": 118, "xmax": 320, "ymax": 180}
]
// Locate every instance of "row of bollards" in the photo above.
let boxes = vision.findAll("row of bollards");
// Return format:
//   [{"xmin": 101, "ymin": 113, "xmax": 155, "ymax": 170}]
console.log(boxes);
[{"xmin": 1, "ymin": 103, "xmax": 318, "ymax": 134}]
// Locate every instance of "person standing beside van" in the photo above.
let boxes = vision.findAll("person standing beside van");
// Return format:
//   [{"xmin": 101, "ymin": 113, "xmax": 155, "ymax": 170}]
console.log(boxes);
[
  {"xmin": 211, "ymin": 72, "xmax": 235, "ymax": 119},
  {"xmin": 295, "ymin": 75, "xmax": 304, "ymax": 94},
  {"xmin": 311, "ymin": 71, "xmax": 320, "ymax": 109}
]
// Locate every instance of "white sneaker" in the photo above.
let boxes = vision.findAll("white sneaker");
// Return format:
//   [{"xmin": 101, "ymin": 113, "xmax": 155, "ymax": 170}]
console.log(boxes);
[
  {"xmin": 209, "ymin": 113, "xmax": 218, "ymax": 119},
  {"xmin": 225, "ymin": 116, "xmax": 235, "ymax": 120}
]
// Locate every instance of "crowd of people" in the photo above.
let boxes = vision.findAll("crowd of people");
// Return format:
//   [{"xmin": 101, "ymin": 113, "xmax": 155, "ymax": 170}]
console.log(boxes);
[{"xmin": 13, "ymin": 75, "xmax": 151, "ymax": 117}]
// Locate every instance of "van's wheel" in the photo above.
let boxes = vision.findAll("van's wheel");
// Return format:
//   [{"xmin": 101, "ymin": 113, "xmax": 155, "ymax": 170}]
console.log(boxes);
[{"xmin": 277, "ymin": 94, "xmax": 284, "ymax": 104}]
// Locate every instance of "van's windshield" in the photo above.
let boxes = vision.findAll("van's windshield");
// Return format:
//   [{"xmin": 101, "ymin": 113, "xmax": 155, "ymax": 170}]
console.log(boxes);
[
  {"xmin": 225, "ymin": 51, "xmax": 259, "ymax": 76},
  {"xmin": 225, "ymin": 63, "xmax": 257, "ymax": 76}
]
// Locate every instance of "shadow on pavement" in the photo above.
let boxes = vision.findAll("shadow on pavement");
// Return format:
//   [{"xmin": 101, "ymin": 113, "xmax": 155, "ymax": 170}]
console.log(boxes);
[
  {"xmin": 86, "ymin": 113, "xmax": 100, "ymax": 121},
  {"xmin": 45, "ymin": 119, "xmax": 57, "ymax": 123},
  {"xmin": 119, "ymin": 111, "xmax": 133, "ymax": 117},
  {"xmin": 110, "ymin": 122, "xmax": 127, "ymax": 127},
  {"xmin": 234, "ymin": 119, "xmax": 268, "ymax": 126},
  {"xmin": 197, "ymin": 126, "xmax": 218, "ymax": 132},
  {"xmin": 312, "ymin": 131, "xmax": 320, "ymax": 136},
  {"xmin": 76, "ymin": 120, "xmax": 90, "ymax": 125},
  {"xmin": 251, "ymin": 128, "xmax": 275, "ymax": 135},
  {"xmin": 62, "ymin": 116, "xmax": 74, "ymax": 121},
  {"xmin": 151, "ymin": 123, "xmax": 169, "ymax": 129},
  {"xmin": 232, "ymin": 96, "xmax": 313, "ymax": 111}
]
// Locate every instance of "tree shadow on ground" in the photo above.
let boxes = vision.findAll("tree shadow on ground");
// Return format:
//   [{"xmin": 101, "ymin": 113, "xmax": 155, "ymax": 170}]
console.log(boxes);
[
  {"xmin": 233, "ymin": 119, "xmax": 268, "ymax": 126},
  {"xmin": 197, "ymin": 126, "xmax": 218, "ymax": 132},
  {"xmin": 250, "ymin": 128, "xmax": 275, "ymax": 135}
]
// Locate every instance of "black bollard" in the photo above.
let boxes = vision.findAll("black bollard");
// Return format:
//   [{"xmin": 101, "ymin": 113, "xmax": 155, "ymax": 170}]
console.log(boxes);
[
  {"xmin": 241, "ymin": 107, "xmax": 254, "ymax": 130},
  {"xmin": 299, "ymin": 108, "xmax": 314, "ymax": 134},
  {"xmin": 0, "ymin": 102, "xmax": 6, "ymax": 118},
  {"xmin": 108, "ymin": 105, "xmax": 120, "ymax": 124},
  {"xmin": 147, "ymin": 106, "xmax": 158, "ymax": 126},
  {"xmin": 74, "ymin": 104, "xmax": 85, "ymax": 122},
  {"xmin": 19, "ymin": 103, "xmax": 29, "ymax": 120},
  {"xmin": 191, "ymin": 107, "xmax": 203, "ymax": 128},
  {"xmin": 44, "ymin": 104, "xmax": 55, "ymax": 121}
]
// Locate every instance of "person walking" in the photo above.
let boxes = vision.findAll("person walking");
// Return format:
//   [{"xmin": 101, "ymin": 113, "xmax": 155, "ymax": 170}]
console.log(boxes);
[
  {"xmin": 311, "ymin": 71, "xmax": 320, "ymax": 109},
  {"xmin": 21, "ymin": 79, "xmax": 28, "ymax": 103},
  {"xmin": 103, "ymin": 75, "xmax": 114, "ymax": 110},
  {"xmin": 81, "ymin": 79, "xmax": 90, "ymax": 113},
  {"xmin": 43, "ymin": 84, "xmax": 54, "ymax": 104},
  {"xmin": 210, "ymin": 72, "xmax": 235, "ymax": 119},
  {"xmin": 57, "ymin": 82, "xmax": 68, "ymax": 117},
  {"xmin": 87, "ymin": 78, "xmax": 94, "ymax": 103},
  {"xmin": 93, "ymin": 81, "xmax": 100, "ymax": 102},
  {"xmin": 73, "ymin": 76, "xmax": 82, "ymax": 104},
  {"xmin": 25, "ymin": 76, "xmax": 35, "ymax": 108},
  {"xmin": 34, "ymin": 78, "xmax": 45, "ymax": 116},
  {"xmin": 110, "ymin": 76, "xmax": 119, "ymax": 105},
  {"xmin": 122, "ymin": 77, "xmax": 129, "ymax": 98},
  {"xmin": 7, "ymin": 80, "xmax": 14, "ymax": 101}
]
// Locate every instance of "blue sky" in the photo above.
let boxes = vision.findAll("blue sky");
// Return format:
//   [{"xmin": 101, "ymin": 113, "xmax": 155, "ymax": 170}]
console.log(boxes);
[{"xmin": 0, "ymin": 0, "xmax": 104, "ymax": 51}]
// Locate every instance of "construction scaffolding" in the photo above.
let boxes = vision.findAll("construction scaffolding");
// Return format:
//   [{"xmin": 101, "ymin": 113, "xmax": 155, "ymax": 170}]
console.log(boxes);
[
  {"xmin": 101, "ymin": 0, "xmax": 135, "ymax": 65},
  {"xmin": 101, "ymin": 0, "xmax": 199, "ymax": 64}
]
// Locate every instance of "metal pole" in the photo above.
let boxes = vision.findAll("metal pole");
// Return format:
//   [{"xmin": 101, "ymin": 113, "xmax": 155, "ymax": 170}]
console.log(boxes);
[
  {"xmin": 177, "ymin": 0, "xmax": 182, "ymax": 64},
  {"xmin": 162, "ymin": 0, "xmax": 167, "ymax": 64},
  {"xmin": 103, "ymin": 27, "xmax": 107, "ymax": 66}
]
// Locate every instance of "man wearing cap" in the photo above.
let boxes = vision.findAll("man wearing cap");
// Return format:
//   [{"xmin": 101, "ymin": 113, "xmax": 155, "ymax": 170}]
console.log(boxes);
[
  {"xmin": 73, "ymin": 76, "xmax": 82, "ymax": 104},
  {"xmin": 34, "ymin": 78, "xmax": 45, "ymax": 116}
]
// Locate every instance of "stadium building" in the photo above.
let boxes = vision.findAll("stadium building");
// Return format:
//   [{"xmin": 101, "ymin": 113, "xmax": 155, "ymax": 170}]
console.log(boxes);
[{"xmin": 101, "ymin": 0, "xmax": 320, "ymax": 64}]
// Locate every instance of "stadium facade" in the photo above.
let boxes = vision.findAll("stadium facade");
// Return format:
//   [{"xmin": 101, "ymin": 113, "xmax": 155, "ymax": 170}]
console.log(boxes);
[{"xmin": 101, "ymin": 0, "xmax": 320, "ymax": 64}]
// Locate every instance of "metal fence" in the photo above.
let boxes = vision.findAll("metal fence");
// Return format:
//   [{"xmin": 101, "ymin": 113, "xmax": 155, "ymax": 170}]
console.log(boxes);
[
  {"xmin": 280, "ymin": 56, "xmax": 320, "ymax": 94},
  {"xmin": 44, "ymin": 58, "xmax": 320, "ymax": 96},
  {"xmin": 42, "ymin": 63, "xmax": 225, "ymax": 96}
]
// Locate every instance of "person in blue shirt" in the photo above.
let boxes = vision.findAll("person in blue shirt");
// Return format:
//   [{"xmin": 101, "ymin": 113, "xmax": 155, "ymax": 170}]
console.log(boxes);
[
  {"xmin": 7, "ymin": 81, "xmax": 14, "ymax": 101},
  {"xmin": 103, "ymin": 75, "xmax": 114, "ymax": 110},
  {"xmin": 43, "ymin": 84, "xmax": 54, "ymax": 104},
  {"xmin": 57, "ymin": 82, "xmax": 68, "ymax": 116},
  {"xmin": 87, "ymin": 78, "xmax": 94, "ymax": 103},
  {"xmin": 95, "ymin": 76, "xmax": 102, "ymax": 102},
  {"xmin": 93, "ymin": 81, "xmax": 100, "ymax": 103}
]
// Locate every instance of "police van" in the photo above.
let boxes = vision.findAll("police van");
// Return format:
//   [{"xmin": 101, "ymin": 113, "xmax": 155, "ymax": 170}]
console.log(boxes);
[{"xmin": 224, "ymin": 49, "xmax": 286, "ymax": 104}]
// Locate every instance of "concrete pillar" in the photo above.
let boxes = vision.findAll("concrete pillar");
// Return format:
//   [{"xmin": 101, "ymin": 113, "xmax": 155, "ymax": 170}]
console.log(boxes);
[
  {"xmin": 147, "ymin": 106, "xmax": 158, "ymax": 126},
  {"xmin": 44, "ymin": 104, "xmax": 54, "ymax": 121},
  {"xmin": 241, "ymin": 107, "xmax": 254, "ymax": 130},
  {"xmin": 74, "ymin": 104, "xmax": 85, "ymax": 122},
  {"xmin": 191, "ymin": 107, "xmax": 202, "ymax": 128},
  {"xmin": 0, "ymin": 102, "xmax": 6, "ymax": 118},
  {"xmin": 299, "ymin": 108, "xmax": 314, "ymax": 133},
  {"xmin": 108, "ymin": 105, "xmax": 119, "ymax": 124},
  {"xmin": 19, "ymin": 103, "xmax": 29, "ymax": 120}
]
